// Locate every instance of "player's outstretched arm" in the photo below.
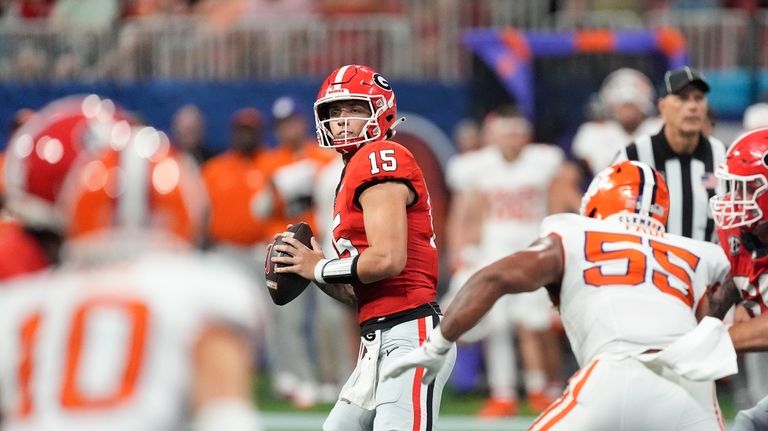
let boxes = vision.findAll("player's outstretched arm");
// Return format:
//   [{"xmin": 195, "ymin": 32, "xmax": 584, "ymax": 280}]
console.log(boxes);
[
  {"xmin": 701, "ymin": 276, "xmax": 742, "ymax": 320},
  {"xmin": 729, "ymin": 311, "xmax": 768, "ymax": 353},
  {"xmin": 382, "ymin": 236, "xmax": 564, "ymax": 383},
  {"xmin": 439, "ymin": 235, "xmax": 564, "ymax": 341}
]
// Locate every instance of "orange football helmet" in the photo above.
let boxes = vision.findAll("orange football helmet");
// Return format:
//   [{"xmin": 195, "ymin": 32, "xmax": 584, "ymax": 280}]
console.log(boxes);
[
  {"xmin": 580, "ymin": 160, "xmax": 670, "ymax": 231},
  {"xmin": 4, "ymin": 95, "xmax": 134, "ymax": 232},
  {"xmin": 64, "ymin": 126, "xmax": 208, "ymax": 246}
]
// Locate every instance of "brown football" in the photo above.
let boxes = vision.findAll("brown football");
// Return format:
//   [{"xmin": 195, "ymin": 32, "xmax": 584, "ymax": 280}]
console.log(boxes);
[{"xmin": 264, "ymin": 222, "xmax": 313, "ymax": 306}]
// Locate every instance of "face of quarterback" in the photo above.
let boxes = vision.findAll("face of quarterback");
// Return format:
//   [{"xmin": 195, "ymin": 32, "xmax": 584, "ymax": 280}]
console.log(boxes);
[{"xmin": 327, "ymin": 100, "xmax": 372, "ymax": 141}]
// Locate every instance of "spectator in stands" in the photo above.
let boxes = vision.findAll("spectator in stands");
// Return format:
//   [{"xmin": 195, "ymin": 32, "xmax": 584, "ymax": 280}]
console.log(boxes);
[
  {"xmin": 14, "ymin": 43, "xmax": 47, "ymax": 81},
  {"xmin": 121, "ymin": 0, "xmax": 191, "ymax": 18},
  {"xmin": 316, "ymin": 0, "xmax": 401, "ymax": 15},
  {"xmin": 50, "ymin": 0, "xmax": 118, "ymax": 29},
  {"xmin": 201, "ymin": 107, "xmax": 275, "ymax": 393},
  {"xmin": 202, "ymin": 107, "xmax": 271, "ymax": 247},
  {"xmin": 1, "ymin": 0, "xmax": 54, "ymax": 21},
  {"xmin": 615, "ymin": 66, "xmax": 725, "ymax": 242},
  {"xmin": 571, "ymin": 68, "xmax": 662, "ymax": 177},
  {"xmin": 263, "ymin": 95, "xmax": 341, "ymax": 408},
  {"xmin": 172, "ymin": 103, "xmax": 212, "ymax": 165}
]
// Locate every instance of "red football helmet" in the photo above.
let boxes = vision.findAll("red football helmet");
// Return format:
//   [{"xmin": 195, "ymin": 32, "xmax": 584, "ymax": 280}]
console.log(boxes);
[
  {"xmin": 4, "ymin": 95, "xmax": 134, "ymax": 232},
  {"xmin": 710, "ymin": 128, "xmax": 768, "ymax": 230},
  {"xmin": 63, "ymin": 126, "xmax": 208, "ymax": 247},
  {"xmin": 581, "ymin": 160, "xmax": 670, "ymax": 231},
  {"xmin": 313, "ymin": 64, "xmax": 398, "ymax": 152}
]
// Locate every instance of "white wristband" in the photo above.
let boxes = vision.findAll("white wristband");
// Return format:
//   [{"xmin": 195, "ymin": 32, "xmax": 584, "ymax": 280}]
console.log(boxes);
[
  {"xmin": 314, "ymin": 258, "xmax": 329, "ymax": 284},
  {"xmin": 426, "ymin": 326, "xmax": 453, "ymax": 354}
]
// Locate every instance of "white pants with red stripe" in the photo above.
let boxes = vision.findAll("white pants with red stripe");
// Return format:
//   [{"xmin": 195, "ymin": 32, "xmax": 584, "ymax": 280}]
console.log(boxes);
[
  {"xmin": 529, "ymin": 357, "xmax": 725, "ymax": 431},
  {"xmin": 323, "ymin": 315, "xmax": 456, "ymax": 431}
]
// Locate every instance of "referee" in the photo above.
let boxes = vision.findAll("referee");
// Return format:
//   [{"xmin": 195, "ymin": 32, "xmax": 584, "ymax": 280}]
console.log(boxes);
[{"xmin": 616, "ymin": 66, "xmax": 725, "ymax": 242}]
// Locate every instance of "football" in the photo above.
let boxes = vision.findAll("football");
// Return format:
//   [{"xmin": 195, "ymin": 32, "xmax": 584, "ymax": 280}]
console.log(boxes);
[{"xmin": 264, "ymin": 222, "xmax": 314, "ymax": 305}]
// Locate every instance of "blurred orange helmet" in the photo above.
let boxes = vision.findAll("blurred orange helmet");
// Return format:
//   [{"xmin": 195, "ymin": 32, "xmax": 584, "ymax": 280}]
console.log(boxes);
[
  {"xmin": 580, "ymin": 160, "xmax": 670, "ymax": 231},
  {"xmin": 64, "ymin": 126, "xmax": 208, "ymax": 246},
  {"xmin": 4, "ymin": 95, "xmax": 134, "ymax": 232}
]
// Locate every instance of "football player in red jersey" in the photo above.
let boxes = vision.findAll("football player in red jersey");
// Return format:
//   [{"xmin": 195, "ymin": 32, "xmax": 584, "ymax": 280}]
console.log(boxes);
[
  {"xmin": 0, "ymin": 95, "xmax": 132, "ymax": 281},
  {"xmin": 271, "ymin": 64, "xmax": 456, "ymax": 431},
  {"xmin": 709, "ymin": 127, "xmax": 768, "ymax": 430}
]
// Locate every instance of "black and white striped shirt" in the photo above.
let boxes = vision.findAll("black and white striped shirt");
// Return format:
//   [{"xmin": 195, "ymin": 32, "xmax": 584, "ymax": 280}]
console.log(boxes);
[{"xmin": 616, "ymin": 127, "xmax": 726, "ymax": 242}]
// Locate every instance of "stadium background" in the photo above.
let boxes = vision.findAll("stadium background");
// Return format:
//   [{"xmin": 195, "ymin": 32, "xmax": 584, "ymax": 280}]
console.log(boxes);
[{"xmin": 2, "ymin": 1, "xmax": 764, "ymax": 429}]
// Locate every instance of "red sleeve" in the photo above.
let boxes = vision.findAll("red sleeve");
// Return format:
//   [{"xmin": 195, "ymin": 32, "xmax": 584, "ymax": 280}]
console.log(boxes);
[
  {"xmin": 343, "ymin": 141, "xmax": 421, "ymax": 208},
  {"xmin": 0, "ymin": 223, "xmax": 49, "ymax": 281}
]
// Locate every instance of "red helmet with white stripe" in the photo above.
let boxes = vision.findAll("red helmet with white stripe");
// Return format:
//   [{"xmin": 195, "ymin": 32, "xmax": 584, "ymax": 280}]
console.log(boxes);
[
  {"xmin": 710, "ymin": 128, "xmax": 768, "ymax": 230},
  {"xmin": 4, "ymin": 95, "xmax": 134, "ymax": 232},
  {"xmin": 314, "ymin": 64, "xmax": 398, "ymax": 153},
  {"xmin": 581, "ymin": 160, "xmax": 670, "ymax": 231}
]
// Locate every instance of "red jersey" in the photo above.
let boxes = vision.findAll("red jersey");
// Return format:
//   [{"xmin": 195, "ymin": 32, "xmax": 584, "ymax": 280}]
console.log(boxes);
[
  {"xmin": 333, "ymin": 141, "xmax": 438, "ymax": 323},
  {"xmin": 717, "ymin": 226, "xmax": 768, "ymax": 316},
  {"xmin": 0, "ymin": 220, "xmax": 50, "ymax": 281}
]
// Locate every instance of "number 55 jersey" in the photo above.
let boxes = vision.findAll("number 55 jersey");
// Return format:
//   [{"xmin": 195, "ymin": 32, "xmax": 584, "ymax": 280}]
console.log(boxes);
[
  {"xmin": 0, "ymin": 251, "xmax": 262, "ymax": 431},
  {"xmin": 541, "ymin": 213, "xmax": 730, "ymax": 368}
]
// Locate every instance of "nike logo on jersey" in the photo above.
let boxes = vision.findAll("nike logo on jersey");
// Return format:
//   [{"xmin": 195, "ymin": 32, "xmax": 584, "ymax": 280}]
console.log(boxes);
[{"xmin": 385, "ymin": 346, "xmax": 399, "ymax": 356}]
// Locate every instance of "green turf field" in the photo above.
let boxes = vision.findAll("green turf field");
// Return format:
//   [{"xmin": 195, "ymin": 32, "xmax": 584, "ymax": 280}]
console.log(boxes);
[{"xmin": 256, "ymin": 374, "xmax": 738, "ymax": 430}]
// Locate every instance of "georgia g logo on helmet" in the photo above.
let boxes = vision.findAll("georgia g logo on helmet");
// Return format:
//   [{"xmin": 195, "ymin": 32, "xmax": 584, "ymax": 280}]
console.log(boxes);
[{"xmin": 372, "ymin": 73, "xmax": 391, "ymax": 91}]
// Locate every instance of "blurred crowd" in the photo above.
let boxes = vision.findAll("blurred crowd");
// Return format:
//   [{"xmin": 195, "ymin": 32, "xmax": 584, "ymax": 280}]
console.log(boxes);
[{"xmin": 2, "ymin": 0, "xmax": 766, "ymax": 83}]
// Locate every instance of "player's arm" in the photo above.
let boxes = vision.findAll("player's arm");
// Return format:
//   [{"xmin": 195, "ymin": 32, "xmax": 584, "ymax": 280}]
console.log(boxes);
[
  {"xmin": 315, "ymin": 281, "xmax": 357, "ymax": 308},
  {"xmin": 700, "ymin": 276, "xmax": 741, "ymax": 320},
  {"xmin": 382, "ymin": 235, "xmax": 565, "ymax": 383},
  {"xmin": 355, "ymin": 180, "xmax": 413, "ymax": 283},
  {"xmin": 190, "ymin": 324, "xmax": 261, "ymax": 431},
  {"xmin": 439, "ymin": 235, "xmax": 564, "ymax": 341},
  {"xmin": 729, "ymin": 309, "xmax": 768, "ymax": 353}
]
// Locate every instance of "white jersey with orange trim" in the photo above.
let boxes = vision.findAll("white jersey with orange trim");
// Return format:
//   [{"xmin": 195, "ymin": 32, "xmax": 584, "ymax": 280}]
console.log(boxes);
[
  {"xmin": 0, "ymin": 251, "xmax": 262, "ymax": 431},
  {"xmin": 444, "ymin": 146, "xmax": 496, "ymax": 193},
  {"xmin": 540, "ymin": 213, "xmax": 730, "ymax": 367},
  {"xmin": 471, "ymin": 144, "xmax": 563, "ymax": 263},
  {"xmin": 571, "ymin": 117, "xmax": 663, "ymax": 176}
]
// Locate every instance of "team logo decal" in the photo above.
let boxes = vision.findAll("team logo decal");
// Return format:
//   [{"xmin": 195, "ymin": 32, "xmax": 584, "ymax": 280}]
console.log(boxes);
[
  {"xmin": 763, "ymin": 151, "xmax": 768, "ymax": 169},
  {"xmin": 372, "ymin": 73, "xmax": 390, "ymax": 91},
  {"xmin": 728, "ymin": 235, "xmax": 741, "ymax": 256}
]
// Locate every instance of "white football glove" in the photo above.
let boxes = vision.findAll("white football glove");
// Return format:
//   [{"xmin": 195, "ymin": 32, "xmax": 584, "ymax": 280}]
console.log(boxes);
[{"xmin": 381, "ymin": 326, "xmax": 454, "ymax": 385}]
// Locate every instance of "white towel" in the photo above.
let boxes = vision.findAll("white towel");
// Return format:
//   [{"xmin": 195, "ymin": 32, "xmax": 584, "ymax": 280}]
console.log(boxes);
[
  {"xmin": 637, "ymin": 316, "xmax": 738, "ymax": 381},
  {"xmin": 340, "ymin": 330, "xmax": 381, "ymax": 409}
]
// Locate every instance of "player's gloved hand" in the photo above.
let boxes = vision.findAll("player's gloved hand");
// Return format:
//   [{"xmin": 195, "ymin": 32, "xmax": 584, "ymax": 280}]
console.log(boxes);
[{"xmin": 381, "ymin": 325, "xmax": 454, "ymax": 385}]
